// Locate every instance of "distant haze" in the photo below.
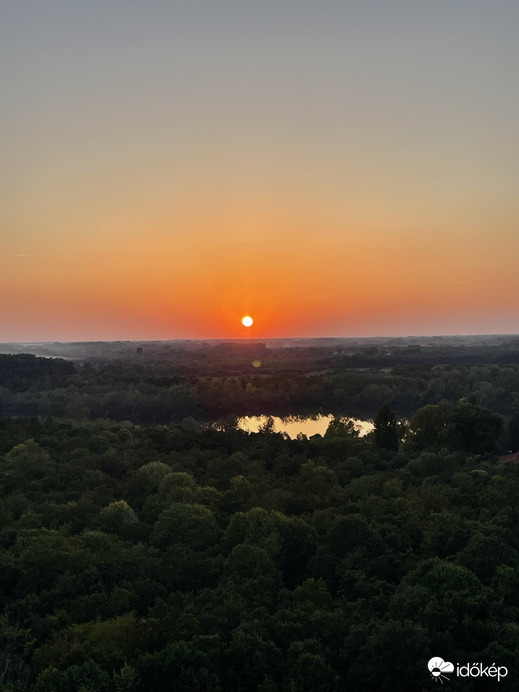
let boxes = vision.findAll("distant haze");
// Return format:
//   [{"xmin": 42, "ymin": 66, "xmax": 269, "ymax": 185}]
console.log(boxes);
[{"xmin": 2, "ymin": 2, "xmax": 518, "ymax": 340}]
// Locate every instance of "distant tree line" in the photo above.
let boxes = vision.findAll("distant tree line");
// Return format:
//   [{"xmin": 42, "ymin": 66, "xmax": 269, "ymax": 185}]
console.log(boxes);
[{"xmin": 0, "ymin": 355, "xmax": 517, "ymax": 430}]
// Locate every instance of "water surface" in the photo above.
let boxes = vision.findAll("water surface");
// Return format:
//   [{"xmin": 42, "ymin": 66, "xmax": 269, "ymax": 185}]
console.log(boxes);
[{"xmin": 236, "ymin": 414, "xmax": 373, "ymax": 439}]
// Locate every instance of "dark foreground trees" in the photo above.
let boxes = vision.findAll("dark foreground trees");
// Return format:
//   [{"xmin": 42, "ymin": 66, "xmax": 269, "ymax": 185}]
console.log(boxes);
[{"xmin": 0, "ymin": 413, "xmax": 517, "ymax": 691}]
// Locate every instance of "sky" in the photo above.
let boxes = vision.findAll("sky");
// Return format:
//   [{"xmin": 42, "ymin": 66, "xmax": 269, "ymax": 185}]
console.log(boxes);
[{"xmin": 2, "ymin": 1, "xmax": 518, "ymax": 340}]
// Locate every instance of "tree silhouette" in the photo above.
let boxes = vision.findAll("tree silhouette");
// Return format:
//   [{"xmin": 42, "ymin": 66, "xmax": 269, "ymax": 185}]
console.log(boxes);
[{"xmin": 374, "ymin": 404, "xmax": 399, "ymax": 451}]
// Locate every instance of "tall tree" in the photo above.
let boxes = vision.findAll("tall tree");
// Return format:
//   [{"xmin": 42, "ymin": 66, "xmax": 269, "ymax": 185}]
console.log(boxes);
[
  {"xmin": 451, "ymin": 402, "xmax": 503, "ymax": 454},
  {"xmin": 374, "ymin": 404, "xmax": 399, "ymax": 451}
]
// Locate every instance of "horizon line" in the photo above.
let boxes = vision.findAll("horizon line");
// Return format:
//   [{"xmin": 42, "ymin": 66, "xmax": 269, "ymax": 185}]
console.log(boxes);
[{"xmin": 1, "ymin": 333, "xmax": 518, "ymax": 345}]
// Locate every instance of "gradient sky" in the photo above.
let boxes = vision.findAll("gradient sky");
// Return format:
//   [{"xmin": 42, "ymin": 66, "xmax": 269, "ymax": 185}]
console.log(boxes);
[{"xmin": 2, "ymin": 1, "xmax": 518, "ymax": 340}]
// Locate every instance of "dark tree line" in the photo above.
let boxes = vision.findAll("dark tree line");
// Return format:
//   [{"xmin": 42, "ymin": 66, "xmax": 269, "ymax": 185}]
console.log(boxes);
[{"xmin": 0, "ymin": 355, "xmax": 517, "ymax": 426}]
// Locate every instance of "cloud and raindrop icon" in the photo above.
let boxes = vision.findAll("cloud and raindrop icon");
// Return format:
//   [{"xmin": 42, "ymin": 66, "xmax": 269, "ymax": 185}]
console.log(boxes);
[{"xmin": 428, "ymin": 657, "xmax": 454, "ymax": 683}]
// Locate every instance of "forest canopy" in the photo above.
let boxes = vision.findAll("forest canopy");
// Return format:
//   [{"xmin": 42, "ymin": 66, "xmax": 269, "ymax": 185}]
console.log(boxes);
[{"xmin": 0, "ymin": 347, "xmax": 517, "ymax": 690}]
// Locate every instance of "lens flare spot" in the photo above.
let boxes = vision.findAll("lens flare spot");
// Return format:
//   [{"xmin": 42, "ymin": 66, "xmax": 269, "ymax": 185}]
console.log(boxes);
[{"xmin": 252, "ymin": 360, "xmax": 262, "ymax": 368}]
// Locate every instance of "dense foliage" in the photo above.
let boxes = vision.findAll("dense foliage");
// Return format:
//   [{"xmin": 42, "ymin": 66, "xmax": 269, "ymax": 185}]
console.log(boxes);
[
  {"xmin": 0, "ymin": 353, "xmax": 517, "ymax": 424},
  {"xmin": 0, "ymin": 403, "xmax": 517, "ymax": 690}
]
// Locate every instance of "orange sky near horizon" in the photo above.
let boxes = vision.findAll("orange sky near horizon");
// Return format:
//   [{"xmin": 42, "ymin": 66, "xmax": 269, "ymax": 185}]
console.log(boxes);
[{"xmin": 2, "ymin": 2, "xmax": 518, "ymax": 341}]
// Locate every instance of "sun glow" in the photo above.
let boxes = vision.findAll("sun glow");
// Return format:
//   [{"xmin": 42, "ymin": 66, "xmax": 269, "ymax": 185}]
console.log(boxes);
[{"xmin": 241, "ymin": 316, "xmax": 253, "ymax": 327}]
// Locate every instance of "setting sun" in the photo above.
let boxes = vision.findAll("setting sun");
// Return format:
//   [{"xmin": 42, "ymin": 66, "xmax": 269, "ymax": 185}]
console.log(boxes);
[{"xmin": 241, "ymin": 316, "xmax": 253, "ymax": 327}]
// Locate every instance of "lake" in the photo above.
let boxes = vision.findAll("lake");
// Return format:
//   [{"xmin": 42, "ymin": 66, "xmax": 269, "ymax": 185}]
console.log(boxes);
[{"xmin": 236, "ymin": 414, "xmax": 373, "ymax": 439}]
